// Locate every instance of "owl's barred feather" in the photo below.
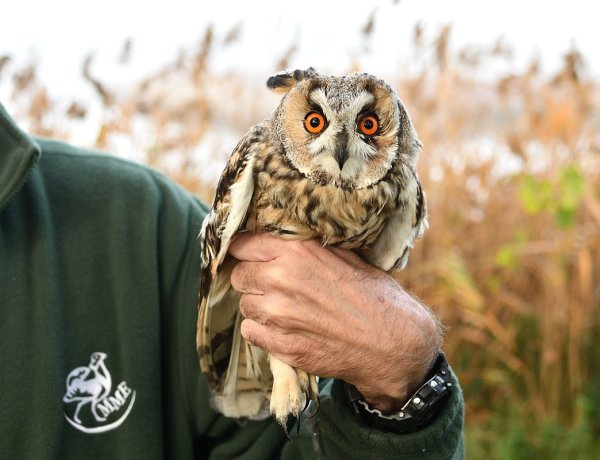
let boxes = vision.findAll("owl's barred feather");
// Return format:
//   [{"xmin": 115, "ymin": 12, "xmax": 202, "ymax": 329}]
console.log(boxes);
[{"xmin": 197, "ymin": 68, "xmax": 428, "ymax": 425}]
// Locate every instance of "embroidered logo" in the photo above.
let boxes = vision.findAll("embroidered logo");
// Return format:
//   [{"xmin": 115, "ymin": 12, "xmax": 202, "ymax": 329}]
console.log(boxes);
[{"xmin": 63, "ymin": 352, "xmax": 136, "ymax": 434}]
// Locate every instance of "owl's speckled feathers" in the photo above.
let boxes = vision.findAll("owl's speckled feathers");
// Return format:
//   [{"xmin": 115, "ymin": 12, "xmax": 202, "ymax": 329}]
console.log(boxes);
[{"xmin": 197, "ymin": 68, "xmax": 428, "ymax": 426}]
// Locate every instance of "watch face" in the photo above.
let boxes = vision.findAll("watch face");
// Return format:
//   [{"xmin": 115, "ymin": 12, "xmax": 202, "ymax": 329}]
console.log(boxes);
[{"xmin": 405, "ymin": 374, "xmax": 451, "ymax": 420}]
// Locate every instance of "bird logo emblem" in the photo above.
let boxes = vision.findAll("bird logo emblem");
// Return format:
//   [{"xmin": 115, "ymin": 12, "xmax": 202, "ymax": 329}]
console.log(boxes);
[{"xmin": 63, "ymin": 352, "xmax": 136, "ymax": 434}]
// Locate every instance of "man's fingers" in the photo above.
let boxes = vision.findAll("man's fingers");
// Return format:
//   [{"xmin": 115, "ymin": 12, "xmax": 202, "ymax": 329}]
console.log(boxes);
[
  {"xmin": 241, "ymin": 318, "xmax": 276, "ymax": 352},
  {"xmin": 241, "ymin": 319, "xmax": 321, "ymax": 373},
  {"xmin": 239, "ymin": 293, "xmax": 274, "ymax": 326},
  {"xmin": 229, "ymin": 233, "xmax": 284, "ymax": 262},
  {"xmin": 230, "ymin": 261, "xmax": 265, "ymax": 294},
  {"xmin": 240, "ymin": 292, "xmax": 299, "ymax": 330},
  {"xmin": 240, "ymin": 318, "xmax": 304, "ymax": 369}
]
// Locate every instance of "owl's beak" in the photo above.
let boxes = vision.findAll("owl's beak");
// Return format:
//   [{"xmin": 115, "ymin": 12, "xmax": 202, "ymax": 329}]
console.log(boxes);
[
  {"xmin": 334, "ymin": 129, "xmax": 349, "ymax": 169},
  {"xmin": 335, "ymin": 147, "xmax": 348, "ymax": 169}
]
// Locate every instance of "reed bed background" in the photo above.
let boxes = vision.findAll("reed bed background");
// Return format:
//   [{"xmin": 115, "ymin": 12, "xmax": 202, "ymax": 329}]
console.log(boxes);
[{"xmin": 2, "ymin": 20, "xmax": 599, "ymax": 459}]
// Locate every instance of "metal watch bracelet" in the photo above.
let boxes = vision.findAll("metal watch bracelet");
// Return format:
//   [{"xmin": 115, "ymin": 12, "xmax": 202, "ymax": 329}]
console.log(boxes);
[{"xmin": 345, "ymin": 352, "xmax": 452, "ymax": 433}]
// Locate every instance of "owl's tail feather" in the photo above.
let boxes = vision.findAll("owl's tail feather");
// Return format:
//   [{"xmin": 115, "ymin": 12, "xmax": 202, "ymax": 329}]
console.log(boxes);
[{"xmin": 211, "ymin": 311, "xmax": 271, "ymax": 420}]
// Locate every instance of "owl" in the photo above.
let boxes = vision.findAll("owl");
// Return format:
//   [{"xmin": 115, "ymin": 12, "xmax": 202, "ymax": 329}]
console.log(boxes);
[{"xmin": 197, "ymin": 68, "xmax": 427, "ymax": 428}]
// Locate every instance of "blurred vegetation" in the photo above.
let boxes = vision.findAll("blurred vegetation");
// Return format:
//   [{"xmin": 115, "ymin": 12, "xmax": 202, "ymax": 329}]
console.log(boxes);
[{"xmin": 2, "ymin": 15, "xmax": 599, "ymax": 460}]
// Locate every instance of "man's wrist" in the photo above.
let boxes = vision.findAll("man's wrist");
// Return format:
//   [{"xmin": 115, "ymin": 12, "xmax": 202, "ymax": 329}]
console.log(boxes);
[
  {"xmin": 354, "ymin": 342, "xmax": 441, "ymax": 413},
  {"xmin": 355, "ymin": 387, "xmax": 413, "ymax": 414},
  {"xmin": 345, "ymin": 352, "xmax": 453, "ymax": 433},
  {"xmin": 354, "ymin": 291, "xmax": 443, "ymax": 413}
]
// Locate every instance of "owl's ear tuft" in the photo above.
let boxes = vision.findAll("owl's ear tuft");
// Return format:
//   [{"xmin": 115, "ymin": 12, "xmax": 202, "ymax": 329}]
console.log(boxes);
[{"xmin": 267, "ymin": 67, "xmax": 318, "ymax": 94}]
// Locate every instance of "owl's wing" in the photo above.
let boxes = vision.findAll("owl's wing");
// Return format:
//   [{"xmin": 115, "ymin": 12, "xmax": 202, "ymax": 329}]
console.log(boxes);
[
  {"xmin": 197, "ymin": 124, "xmax": 272, "ymax": 419},
  {"xmin": 364, "ymin": 167, "xmax": 428, "ymax": 272}
]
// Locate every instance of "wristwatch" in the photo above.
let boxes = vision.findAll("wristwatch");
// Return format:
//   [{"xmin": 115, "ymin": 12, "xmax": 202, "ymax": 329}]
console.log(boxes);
[{"xmin": 345, "ymin": 352, "xmax": 452, "ymax": 433}]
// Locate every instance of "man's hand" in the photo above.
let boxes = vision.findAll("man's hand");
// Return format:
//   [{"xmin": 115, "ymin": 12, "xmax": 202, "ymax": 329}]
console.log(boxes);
[{"xmin": 229, "ymin": 233, "xmax": 442, "ymax": 414}]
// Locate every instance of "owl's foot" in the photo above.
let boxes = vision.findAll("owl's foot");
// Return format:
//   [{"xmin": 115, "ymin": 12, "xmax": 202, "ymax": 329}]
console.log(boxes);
[
  {"xmin": 269, "ymin": 356, "xmax": 306, "ymax": 427},
  {"xmin": 296, "ymin": 369, "xmax": 319, "ymax": 403},
  {"xmin": 269, "ymin": 357, "xmax": 320, "ymax": 428}
]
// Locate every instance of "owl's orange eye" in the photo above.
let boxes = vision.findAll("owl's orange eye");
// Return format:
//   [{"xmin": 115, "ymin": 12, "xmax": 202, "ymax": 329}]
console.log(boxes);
[
  {"xmin": 358, "ymin": 114, "xmax": 379, "ymax": 136},
  {"xmin": 304, "ymin": 112, "xmax": 326, "ymax": 134}
]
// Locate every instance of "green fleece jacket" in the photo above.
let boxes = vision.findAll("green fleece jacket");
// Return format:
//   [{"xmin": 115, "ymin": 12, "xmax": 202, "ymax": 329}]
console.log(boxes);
[{"xmin": 0, "ymin": 104, "xmax": 464, "ymax": 459}]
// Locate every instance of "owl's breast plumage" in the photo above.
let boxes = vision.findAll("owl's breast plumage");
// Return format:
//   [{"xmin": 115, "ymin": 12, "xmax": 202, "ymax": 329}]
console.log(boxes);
[{"xmin": 248, "ymin": 145, "xmax": 406, "ymax": 248}]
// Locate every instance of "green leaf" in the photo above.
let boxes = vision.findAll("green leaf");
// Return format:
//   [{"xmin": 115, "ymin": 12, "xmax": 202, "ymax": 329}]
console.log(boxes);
[
  {"xmin": 560, "ymin": 165, "xmax": 585, "ymax": 210},
  {"xmin": 519, "ymin": 175, "xmax": 544, "ymax": 214},
  {"xmin": 555, "ymin": 206, "xmax": 577, "ymax": 229},
  {"xmin": 496, "ymin": 245, "xmax": 517, "ymax": 269},
  {"xmin": 519, "ymin": 175, "xmax": 554, "ymax": 214},
  {"xmin": 486, "ymin": 275, "xmax": 501, "ymax": 292}
]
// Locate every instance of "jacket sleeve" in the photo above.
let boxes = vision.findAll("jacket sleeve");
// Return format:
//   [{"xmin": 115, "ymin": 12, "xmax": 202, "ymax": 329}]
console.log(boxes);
[{"xmin": 282, "ymin": 374, "xmax": 464, "ymax": 460}]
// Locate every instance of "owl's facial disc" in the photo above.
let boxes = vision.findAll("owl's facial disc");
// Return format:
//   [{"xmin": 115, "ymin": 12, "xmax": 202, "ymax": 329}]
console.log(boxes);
[
  {"xmin": 279, "ymin": 76, "xmax": 403, "ymax": 189},
  {"xmin": 306, "ymin": 88, "xmax": 397, "ymax": 187}
]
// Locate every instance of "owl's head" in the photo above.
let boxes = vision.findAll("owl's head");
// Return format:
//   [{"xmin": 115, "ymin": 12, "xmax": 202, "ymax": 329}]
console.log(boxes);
[{"xmin": 268, "ymin": 68, "xmax": 421, "ymax": 189}]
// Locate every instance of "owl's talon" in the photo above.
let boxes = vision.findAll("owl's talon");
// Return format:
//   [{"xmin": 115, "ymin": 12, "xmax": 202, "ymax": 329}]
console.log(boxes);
[
  {"xmin": 307, "ymin": 396, "xmax": 320, "ymax": 419},
  {"xmin": 302, "ymin": 390, "xmax": 311, "ymax": 412},
  {"xmin": 280, "ymin": 419, "xmax": 290, "ymax": 440}
]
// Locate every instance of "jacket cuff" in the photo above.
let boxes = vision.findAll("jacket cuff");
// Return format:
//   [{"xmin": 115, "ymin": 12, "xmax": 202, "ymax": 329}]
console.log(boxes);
[{"xmin": 314, "ymin": 366, "xmax": 464, "ymax": 459}]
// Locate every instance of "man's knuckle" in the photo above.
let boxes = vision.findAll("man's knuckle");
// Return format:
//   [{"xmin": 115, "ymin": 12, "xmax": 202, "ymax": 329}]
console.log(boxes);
[
  {"xmin": 263, "ymin": 265, "xmax": 286, "ymax": 288},
  {"xmin": 258, "ymin": 302, "xmax": 278, "ymax": 327},
  {"xmin": 242, "ymin": 321, "xmax": 266, "ymax": 349},
  {"xmin": 239, "ymin": 294, "xmax": 251, "ymax": 317},
  {"xmin": 232, "ymin": 263, "xmax": 250, "ymax": 289},
  {"xmin": 230, "ymin": 265, "xmax": 241, "ymax": 290},
  {"xmin": 232, "ymin": 262, "xmax": 261, "ymax": 293}
]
